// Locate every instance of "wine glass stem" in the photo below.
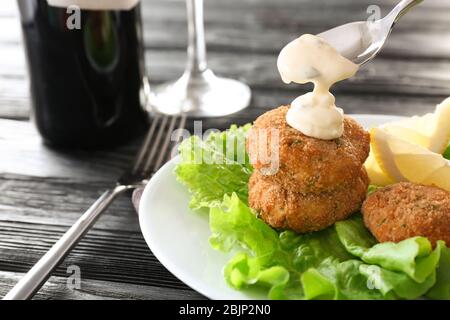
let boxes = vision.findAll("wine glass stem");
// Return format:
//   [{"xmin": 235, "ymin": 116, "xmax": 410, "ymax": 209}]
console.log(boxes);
[{"xmin": 186, "ymin": 0, "xmax": 208, "ymax": 75}]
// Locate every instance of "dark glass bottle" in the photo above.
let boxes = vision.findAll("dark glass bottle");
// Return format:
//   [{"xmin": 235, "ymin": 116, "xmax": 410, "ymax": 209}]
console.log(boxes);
[{"xmin": 17, "ymin": 0, "xmax": 149, "ymax": 148}]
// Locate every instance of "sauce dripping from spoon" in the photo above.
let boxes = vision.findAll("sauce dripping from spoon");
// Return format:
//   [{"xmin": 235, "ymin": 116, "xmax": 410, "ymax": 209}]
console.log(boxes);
[{"xmin": 277, "ymin": 34, "xmax": 359, "ymax": 140}]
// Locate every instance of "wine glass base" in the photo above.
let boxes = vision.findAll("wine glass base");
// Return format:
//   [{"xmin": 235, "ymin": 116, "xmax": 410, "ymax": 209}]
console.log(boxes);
[{"xmin": 148, "ymin": 70, "xmax": 251, "ymax": 117}]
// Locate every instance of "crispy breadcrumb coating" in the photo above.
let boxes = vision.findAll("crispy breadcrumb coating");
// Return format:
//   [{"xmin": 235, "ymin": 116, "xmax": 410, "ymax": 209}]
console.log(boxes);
[
  {"xmin": 246, "ymin": 105, "xmax": 370, "ymax": 232},
  {"xmin": 249, "ymin": 169, "xmax": 369, "ymax": 233},
  {"xmin": 362, "ymin": 182, "xmax": 450, "ymax": 246},
  {"xmin": 247, "ymin": 105, "xmax": 370, "ymax": 193}
]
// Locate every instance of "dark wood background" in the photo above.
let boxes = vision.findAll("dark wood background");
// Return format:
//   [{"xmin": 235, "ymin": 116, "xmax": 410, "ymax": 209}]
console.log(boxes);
[{"xmin": 0, "ymin": 0, "xmax": 449, "ymax": 299}]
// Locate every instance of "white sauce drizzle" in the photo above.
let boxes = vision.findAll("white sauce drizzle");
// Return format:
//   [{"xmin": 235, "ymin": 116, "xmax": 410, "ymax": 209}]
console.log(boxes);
[{"xmin": 277, "ymin": 34, "xmax": 359, "ymax": 140}]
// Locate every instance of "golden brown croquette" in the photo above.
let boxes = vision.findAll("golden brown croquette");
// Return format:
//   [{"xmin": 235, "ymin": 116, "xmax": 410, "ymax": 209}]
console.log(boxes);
[
  {"xmin": 362, "ymin": 182, "xmax": 450, "ymax": 246},
  {"xmin": 249, "ymin": 167, "xmax": 369, "ymax": 233},
  {"xmin": 246, "ymin": 105, "xmax": 370, "ymax": 193},
  {"xmin": 246, "ymin": 105, "xmax": 370, "ymax": 233}
]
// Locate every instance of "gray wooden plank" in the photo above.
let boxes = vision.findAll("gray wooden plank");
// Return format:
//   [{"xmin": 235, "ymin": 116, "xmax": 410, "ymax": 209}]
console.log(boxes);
[
  {"xmin": 144, "ymin": 51, "xmax": 450, "ymax": 96},
  {"xmin": 251, "ymin": 91, "xmax": 443, "ymax": 116},
  {"xmin": 0, "ymin": 172, "xmax": 196, "ymax": 291},
  {"xmin": 2, "ymin": 19, "xmax": 450, "ymax": 63},
  {"xmin": 3, "ymin": 0, "xmax": 450, "ymax": 57},
  {"xmin": 1, "ymin": 47, "xmax": 449, "ymax": 116},
  {"xmin": 138, "ymin": 0, "xmax": 450, "ymax": 59},
  {"xmin": 0, "ymin": 220, "xmax": 194, "ymax": 290},
  {"xmin": 0, "ymin": 271, "xmax": 204, "ymax": 300},
  {"xmin": 0, "ymin": 119, "xmax": 139, "ymax": 181},
  {"xmin": 3, "ymin": 19, "xmax": 450, "ymax": 60},
  {"xmin": 0, "ymin": 174, "xmax": 140, "ymax": 230},
  {"xmin": 139, "ymin": 24, "xmax": 450, "ymax": 59},
  {"xmin": 4, "ymin": 0, "xmax": 449, "ymax": 26},
  {"xmin": 0, "ymin": 98, "xmax": 28, "ymax": 120}
]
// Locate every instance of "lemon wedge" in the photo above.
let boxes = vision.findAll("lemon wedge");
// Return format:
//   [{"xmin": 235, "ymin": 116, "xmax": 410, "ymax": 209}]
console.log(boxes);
[
  {"xmin": 364, "ymin": 152, "xmax": 394, "ymax": 186},
  {"xmin": 380, "ymin": 97, "xmax": 450, "ymax": 154},
  {"xmin": 370, "ymin": 127, "xmax": 450, "ymax": 191}
]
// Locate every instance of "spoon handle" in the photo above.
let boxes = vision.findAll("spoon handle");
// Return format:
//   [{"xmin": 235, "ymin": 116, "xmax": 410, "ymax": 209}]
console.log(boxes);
[{"xmin": 390, "ymin": 0, "xmax": 423, "ymax": 23}]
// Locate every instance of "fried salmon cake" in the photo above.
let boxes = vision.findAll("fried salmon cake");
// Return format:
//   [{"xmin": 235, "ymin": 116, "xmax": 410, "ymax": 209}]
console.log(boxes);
[
  {"xmin": 249, "ymin": 168, "xmax": 369, "ymax": 233},
  {"xmin": 247, "ymin": 105, "xmax": 370, "ymax": 193},
  {"xmin": 362, "ymin": 182, "xmax": 450, "ymax": 246}
]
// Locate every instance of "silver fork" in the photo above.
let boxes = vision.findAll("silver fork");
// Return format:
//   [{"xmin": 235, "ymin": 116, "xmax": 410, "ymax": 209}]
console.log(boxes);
[{"xmin": 3, "ymin": 113, "xmax": 187, "ymax": 300}]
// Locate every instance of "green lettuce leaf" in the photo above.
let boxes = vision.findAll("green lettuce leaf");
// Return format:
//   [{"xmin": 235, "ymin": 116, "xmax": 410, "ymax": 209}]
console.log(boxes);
[
  {"xmin": 336, "ymin": 216, "xmax": 440, "ymax": 283},
  {"xmin": 443, "ymin": 142, "xmax": 450, "ymax": 160},
  {"xmin": 367, "ymin": 185, "xmax": 383, "ymax": 195},
  {"xmin": 175, "ymin": 124, "xmax": 252, "ymax": 209},
  {"xmin": 359, "ymin": 264, "xmax": 436, "ymax": 299},
  {"xmin": 301, "ymin": 259, "xmax": 392, "ymax": 300},
  {"xmin": 210, "ymin": 194, "xmax": 386, "ymax": 300},
  {"xmin": 426, "ymin": 241, "xmax": 450, "ymax": 299},
  {"xmin": 209, "ymin": 193, "xmax": 291, "ymax": 299}
]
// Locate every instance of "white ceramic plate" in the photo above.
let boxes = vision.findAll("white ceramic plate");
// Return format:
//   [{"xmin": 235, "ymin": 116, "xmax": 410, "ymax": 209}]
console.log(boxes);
[{"xmin": 138, "ymin": 114, "xmax": 404, "ymax": 300}]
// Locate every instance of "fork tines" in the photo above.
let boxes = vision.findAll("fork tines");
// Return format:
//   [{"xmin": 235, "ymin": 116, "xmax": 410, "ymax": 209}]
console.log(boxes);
[{"xmin": 132, "ymin": 113, "xmax": 187, "ymax": 179}]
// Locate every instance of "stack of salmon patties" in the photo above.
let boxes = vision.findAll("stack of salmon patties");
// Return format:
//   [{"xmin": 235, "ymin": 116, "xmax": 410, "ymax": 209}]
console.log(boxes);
[{"xmin": 246, "ymin": 106, "xmax": 371, "ymax": 233}]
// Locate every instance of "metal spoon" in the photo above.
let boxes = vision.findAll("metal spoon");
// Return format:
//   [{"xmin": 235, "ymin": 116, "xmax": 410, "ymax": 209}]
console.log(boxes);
[{"xmin": 318, "ymin": 0, "xmax": 423, "ymax": 65}]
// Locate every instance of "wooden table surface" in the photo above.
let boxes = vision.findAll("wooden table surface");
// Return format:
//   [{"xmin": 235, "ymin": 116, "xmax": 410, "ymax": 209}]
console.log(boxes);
[{"xmin": 0, "ymin": 0, "xmax": 449, "ymax": 300}]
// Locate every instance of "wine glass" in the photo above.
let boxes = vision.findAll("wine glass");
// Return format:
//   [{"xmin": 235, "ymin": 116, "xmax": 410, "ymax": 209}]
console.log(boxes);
[{"xmin": 149, "ymin": 0, "xmax": 251, "ymax": 117}]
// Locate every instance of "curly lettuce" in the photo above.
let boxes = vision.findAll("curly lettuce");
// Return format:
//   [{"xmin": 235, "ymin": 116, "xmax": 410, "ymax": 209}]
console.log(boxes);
[
  {"xmin": 175, "ymin": 125, "xmax": 450, "ymax": 300},
  {"xmin": 175, "ymin": 124, "xmax": 252, "ymax": 209}
]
